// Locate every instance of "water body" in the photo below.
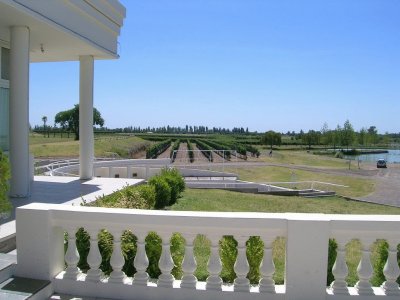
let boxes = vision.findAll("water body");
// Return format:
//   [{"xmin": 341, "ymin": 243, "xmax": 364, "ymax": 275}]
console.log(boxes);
[{"xmin": 345, "ymin": 149, "xmax": 400, "ymax": 163}]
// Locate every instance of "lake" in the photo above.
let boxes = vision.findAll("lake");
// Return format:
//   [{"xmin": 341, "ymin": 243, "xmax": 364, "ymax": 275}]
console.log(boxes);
[{"xmin": 345, "ymin": 149, "xmax": 400, "ymax": 163}]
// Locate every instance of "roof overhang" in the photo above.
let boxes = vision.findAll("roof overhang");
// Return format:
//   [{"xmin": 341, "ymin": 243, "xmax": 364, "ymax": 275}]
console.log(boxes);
[{"xmin": 0, "ymin": 0, "xmax": 126, "ymax": 62}]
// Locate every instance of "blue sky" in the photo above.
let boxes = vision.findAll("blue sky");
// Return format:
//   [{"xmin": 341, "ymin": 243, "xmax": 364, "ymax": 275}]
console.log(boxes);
[{"xmin": 30, "ymin": 0, "xmax": 400, "ymax": 133}]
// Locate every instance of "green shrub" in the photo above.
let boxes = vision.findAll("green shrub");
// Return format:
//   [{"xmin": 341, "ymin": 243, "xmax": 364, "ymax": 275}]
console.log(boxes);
[
  {"xmin": 220, "ymin": 236, "xmax": 237, "ymax": 283},
  {"xmin": 373, "ymin": 240, "xmax": 400, "ymax": 286},
  {"xmin": 219, "ymin": 236, "xmax": 267, "ymax": 284},
  {"xmin": 160, "ymin": 168, "xmax": 185, "ymax": 205},
  {"xmin": 75, "ymin": 228, "xmax": 138, "ymax": 277},
  {"xmin": 327, "ymin": 239, "xmax": 337, "ymax": 285},
  {"xmin": 136, "ymin": 184, "xmax": 156, "ymax": 208},
  {"xmin": 87, "ymin": 184, "xmax": 156, "ymax": 209},
  {"xmin": 148, "ymin": 176, "xmax": 171, "ymax": 209},
  {"xmin": 0, "ymin": 150, "xmax": 11, "ymax": 215}
]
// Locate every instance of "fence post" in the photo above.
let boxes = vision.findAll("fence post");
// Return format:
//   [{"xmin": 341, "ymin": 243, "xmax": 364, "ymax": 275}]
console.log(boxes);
[
  {"xmin": 15, "ymin": 203, "xmax": 64, "ymax": 280},
  {"xmin": 285, "ymin": 214, "xmax": 330, "ymax": 300}
]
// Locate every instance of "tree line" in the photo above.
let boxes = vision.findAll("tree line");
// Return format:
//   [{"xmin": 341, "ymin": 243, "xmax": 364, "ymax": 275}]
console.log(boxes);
[
  {"xmin": 35, "ymin": 105, "xmax": 398, "ymax": 147},
  {"xmin": 262, "ymin": 120, "xmax": 394, "ymax": 149}
]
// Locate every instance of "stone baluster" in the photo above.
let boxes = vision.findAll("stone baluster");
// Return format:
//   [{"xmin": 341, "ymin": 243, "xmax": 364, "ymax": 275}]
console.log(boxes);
[
  {"xmin": 86, "ymin": 229, "xmax": 103, "ymax": 282},
  {"xmin": 234, "ymin": 236, "xmax": 250, "ymax": 292},
  {"xmin": 381, "ymin": 240, "xmax": 400, "ymax": 296},
  {"xmin": 206, "ymin": 235, "xmax": 223, "ymax": 291},
  {"xmin": 355, "ymin": 239, "xmax": 374, "ymax": 295},
  {"xmin": 133, "ymin": 231, "xmax": 149, "ymax": 285},
  {"xmin": 157, "ymin": 232, "xmax": 175, "ymax": 287},
  {"xmin": 330, "ymin": 238, "xmax": 349, "ymax": 294},
  {"xmin": 259, "ymin": 237, "xmax": 276, "ymax": 293},
  {"xmin": 64, "ymin": 228, "xmax": 81, "ymax": 279},
  {"xmin": 181, "ymin": 234, "xmax": 198, "ymax": 289},
  {"xmin": 109, "ymin": 230, "xmax": 126, "ymax": 283}
]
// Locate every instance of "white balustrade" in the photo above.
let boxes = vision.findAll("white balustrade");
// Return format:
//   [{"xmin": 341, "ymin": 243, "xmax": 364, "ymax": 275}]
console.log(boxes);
[
  {"xmin": 64, "ymin": 228, "xmax": 81, "ymax": 280},
  {"xmin": 181, "ymin": 234, "xmax": 198, "ymax": 289},
  {"xmin": 157, "ymin": 232, "xmax": 175, "ymax": 287},
  {"xmin": 355, "ymin": 238, "xmax": 374, "ymax": 295},
  {"xmin": 206, "ymin": 235, "xmax": 223, "ymax": 291},
  {"xmin": 330, "ymin": 238, "xmax": 349, "ymax": 294},
  {"xmin": 86, "ymin": 229, "xmax": 103, "ymax": 282},
  {"xmin": 109, "ymin": 230, "xmax": 126, "ymax": 283},
  {"xmin": 259, "ymin": 236, "xmax": 276, "ymax": 293},
  {"xmin": 381, "ymin": 240, "xmax": 400, "ymax": 296},
  {"xmin": 15, "ymin": 203, "xmax": 400, "ymax": 300},
  {"xmin": 233, "ymin": 235, "xmax": 250, "ymax": 292},
  {"xmin": 133, "ymin": 231, "xmax": 149, "ymax": 285}
]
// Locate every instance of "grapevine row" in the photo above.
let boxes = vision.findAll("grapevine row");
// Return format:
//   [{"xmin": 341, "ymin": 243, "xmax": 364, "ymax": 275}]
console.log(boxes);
[
  {"xmin": 186, "ymin": 140, "xmax": 195, "ymax": 163},
  {"xmin": 201, "ymin": 140, "xmax": 231, "ymax": 160},
  {"xmin": 146, "ymin": 139, "xmax": 171, "ymax": 159},
  {"xmin": 193, "ymin": 139, "xmax": 213, "ymax": 162},
  {"xmin": 170, "ymin": 139, "xmax": 181, "ymax": 162}
]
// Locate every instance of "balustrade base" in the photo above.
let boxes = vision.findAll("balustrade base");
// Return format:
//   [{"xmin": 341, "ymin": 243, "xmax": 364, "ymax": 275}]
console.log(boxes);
[
  {"xmin": 381, "ymin": 282, "xmax": 400, "ymax": 296},
  {"xmin": 326, "ymin": 286, "xmax": 400, "ymax": 298},
  {"xmin": 53, "ymin": 273, "xmax": 285, "ymax": 300}
]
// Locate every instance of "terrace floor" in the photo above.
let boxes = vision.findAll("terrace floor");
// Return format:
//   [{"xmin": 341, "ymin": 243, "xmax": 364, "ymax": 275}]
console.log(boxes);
[{"xmin": 0, "ymin": 176, "xmax": 144, "ymax": 252}]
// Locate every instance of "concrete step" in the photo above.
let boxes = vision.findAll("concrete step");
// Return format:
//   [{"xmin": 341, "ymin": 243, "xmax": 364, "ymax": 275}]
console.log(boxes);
[
  {"xmin": 0, "ymin": 277, "xmax": 52, "ymax": 300},
  {"xmin": 50, "ymin": 294, "xmax": 113, "ymax": 300},
  {"xmin": 300, "ymin": 191, "xmax": 336, "ymax": 198},
  {"xmin": 0, "ymin": 253, "xmax": 17, "ymax": 284}
]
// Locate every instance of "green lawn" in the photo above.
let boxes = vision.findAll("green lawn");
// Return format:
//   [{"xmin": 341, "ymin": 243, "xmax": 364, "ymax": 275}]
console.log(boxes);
[
  {"xmin": 172, "ymin": 189, "xmax": 400, "ymax": 214},
  {"xmin": 256, "ymin": 149, "xmax": 359, "ymax": 169},
  {"xmin": 225, "ymin": 165, "xmax": 375, "ymax": 198}
]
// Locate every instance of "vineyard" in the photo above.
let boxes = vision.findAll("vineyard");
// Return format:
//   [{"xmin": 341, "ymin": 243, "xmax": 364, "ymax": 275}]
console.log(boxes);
[{"xmin": 143, "ymin": 134, "xmax": 261, "ymax": 163}]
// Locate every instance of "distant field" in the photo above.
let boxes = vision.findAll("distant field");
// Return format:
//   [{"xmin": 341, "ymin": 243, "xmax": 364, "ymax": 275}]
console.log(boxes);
[{"xmin": 29, "ymin": 133, "xmax": 150, "ymax": 158}]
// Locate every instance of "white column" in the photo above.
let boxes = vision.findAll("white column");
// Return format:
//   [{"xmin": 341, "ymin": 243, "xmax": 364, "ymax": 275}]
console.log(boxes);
[
  {"xmin": 79, "ymin": 55, "xmax": 94, "ymax": 179},
  {"xmin": 9, "ymin": 26, "xmax": 30, "ymax": 197}
]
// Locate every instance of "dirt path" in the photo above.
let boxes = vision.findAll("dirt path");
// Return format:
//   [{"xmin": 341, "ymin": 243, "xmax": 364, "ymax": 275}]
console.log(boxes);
[
  {"xmin": 356, "ymin": 164, "xmax": 400, "ymax": 207},
  {"xmin": 172, "ymin": 143, "xmax": 191, "ymax": 163},
  {"xmin": 192, "ymin": 144, "xmax": 213, "ymax": 163}
]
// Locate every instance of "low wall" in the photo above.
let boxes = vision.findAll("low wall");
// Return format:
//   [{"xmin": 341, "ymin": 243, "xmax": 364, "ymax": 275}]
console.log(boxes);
[{"xmin": 15, "ymin": 203, "xmax": 400, "ymax": 300}]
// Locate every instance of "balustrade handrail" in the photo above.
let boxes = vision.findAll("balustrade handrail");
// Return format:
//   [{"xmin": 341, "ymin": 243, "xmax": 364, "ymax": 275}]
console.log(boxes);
[{"xmin": 15, "ymin": 203, "xmax": 400, "ymax": 300}]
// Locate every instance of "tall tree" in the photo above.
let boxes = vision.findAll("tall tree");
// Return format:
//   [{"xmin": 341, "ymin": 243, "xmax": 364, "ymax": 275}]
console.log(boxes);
[
  {"xmin": 367, "ymin": 126, "xmax": 378, "ymax": 145},
  {"xmin": 304, "ymin": 130, "xmax": 321, "ymax": 150},
  {"xmin": 41, "ymin": 116, "xmax": 47, "ymax": 129},
  {"xmin": 321, "ymin": 122, "xmax": 332, "ymax": 148},
  {"xmin": 341, "ymin": 120, "xmax": 355, "ymax": 150},
  {"xmin": 333, "ymin": 125, "xmax": 342, "ymax": 150},
  {"xmin": 358, "ymin": 127, "xmax": 367, "ymax": 146},
  {"xmin": 261, "ymin": 130, "xmax": 282, "ymax": 150},
  {"xmin": 54, "ymin": 104, "xmax": 104, "ymax": 140}
]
